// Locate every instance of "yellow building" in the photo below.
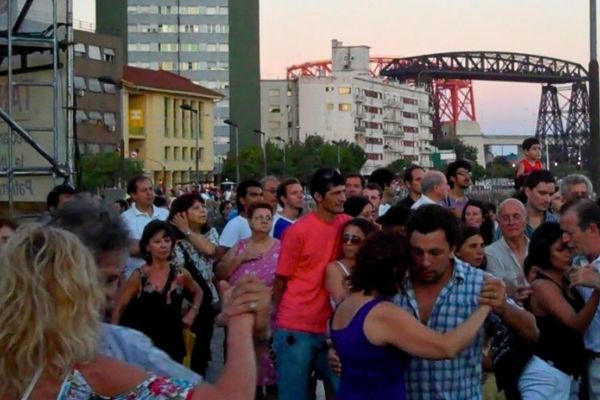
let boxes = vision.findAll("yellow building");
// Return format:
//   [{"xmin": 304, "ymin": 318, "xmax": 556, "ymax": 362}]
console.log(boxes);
[{"xmin": 121, "ymin": 66, "xmax": 223, "ymax": 190}]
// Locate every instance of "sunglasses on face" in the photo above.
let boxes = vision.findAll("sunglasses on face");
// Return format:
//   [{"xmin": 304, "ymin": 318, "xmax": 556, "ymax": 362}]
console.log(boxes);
[{"xmin": 343, "ymin": 234, "xmax": 363, "ymax": 245}]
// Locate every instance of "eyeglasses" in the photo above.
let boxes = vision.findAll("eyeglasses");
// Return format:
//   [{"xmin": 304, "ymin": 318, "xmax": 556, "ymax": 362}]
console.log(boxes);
[
  {"xmin": 499, "ymin": 214, "xmax": 524, "ymax": 224},
  {"xmin": 457, "ymin": 171, "xmax": 473, "ymax": 178},
  {"xmin": 343, "ymin": 233, "xmax": 363, "ymax": 245},
  {"xmin": 264, "ymin": 188, "xmax": 277, "ymax": 194}
]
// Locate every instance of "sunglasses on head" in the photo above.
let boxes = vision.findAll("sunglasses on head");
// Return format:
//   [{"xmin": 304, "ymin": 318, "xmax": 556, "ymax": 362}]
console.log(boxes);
[{"xmin": 343, "ymin": 233, "xmax": 363, "ymax": 245}]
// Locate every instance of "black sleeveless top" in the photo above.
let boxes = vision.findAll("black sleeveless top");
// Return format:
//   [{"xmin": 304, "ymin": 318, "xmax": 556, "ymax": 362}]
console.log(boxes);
[
  {"xmin": 532, "ymin": 273, "xmax": 586, "ymax": 378},
  {"xmin": 123, "ymin": 265, "xmax": 186, "ymax": 362}
]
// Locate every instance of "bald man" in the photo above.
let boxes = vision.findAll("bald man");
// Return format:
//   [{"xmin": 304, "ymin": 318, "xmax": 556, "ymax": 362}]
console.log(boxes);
[
  {"xmin": 410, "ymin": 170, "xmax": 449, "ymax": 210},
  {"xmin": 485, "ymin": 199, "xmax": 530, "ymax": 300}
]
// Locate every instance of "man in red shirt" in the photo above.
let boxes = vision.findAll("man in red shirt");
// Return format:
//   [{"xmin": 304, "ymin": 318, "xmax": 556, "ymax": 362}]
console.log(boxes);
[{"xmin": 273, "ymin": 168, "xmax": 350, "ymax": 400}]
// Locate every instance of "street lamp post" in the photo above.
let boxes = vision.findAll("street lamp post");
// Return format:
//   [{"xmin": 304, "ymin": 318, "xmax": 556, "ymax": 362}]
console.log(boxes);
[
  {"xmin": 589, "ymin": 0, "xmax": 600, "ymax": 188},
  {"xmin": 253, "ymin": 129, "xmax": 267, "ymax": 176},
  {"xmin": 274, "ymin": 136, "xmax": 286, "ymax": 171},
  {"xmin": 332, "ymin": 140, "xmax": 341, "ymax": 166},
  {"xmin": 180, "ymin": 103, "xmax": 199, "ymax": 184},
  {"xmin": 224, "ymin": 119, "xmax": 240, "ymax": 183}
]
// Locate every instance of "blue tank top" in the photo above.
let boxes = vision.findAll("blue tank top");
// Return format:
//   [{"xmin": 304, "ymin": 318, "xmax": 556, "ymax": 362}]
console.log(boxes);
[{"xmin": 330, "ymin": 297, "xmax": 410, "ymax": 400}]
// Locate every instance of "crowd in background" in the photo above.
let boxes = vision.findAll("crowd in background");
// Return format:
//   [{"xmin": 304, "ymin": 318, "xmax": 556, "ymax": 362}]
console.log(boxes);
[{"xmin": 4, "ymin": 137, "xmax": 600, "ymax": 399}]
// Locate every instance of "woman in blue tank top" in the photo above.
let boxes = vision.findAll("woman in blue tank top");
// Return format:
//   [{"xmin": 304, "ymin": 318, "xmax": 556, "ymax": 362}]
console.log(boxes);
[{"xmin": 330, "ymin": 230, "xmax": 491, "ymax": 400}]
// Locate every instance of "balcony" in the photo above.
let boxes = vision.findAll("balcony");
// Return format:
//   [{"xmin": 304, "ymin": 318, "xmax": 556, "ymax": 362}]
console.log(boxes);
[
  {"xmin": 355, "ymin": 93, "xmax": 366, "ymax": 103},
  {"xmin": 356, "ymin": 108, "xmax": 365, "ymax": 117},
  {"xmin": 419, "ymin": 119, "xmax": 433, "ymax": 127},
  {"xmin": 129, "ymin": 127, "xmax": 145, "ymax": 137},
  {"xmin": 383, "ymin": 130, "xmax": 404, "ymax": 138},
  {"xmin": 418, "ymin": 102, "xmax": 430, "ymax": 112},
  {"xmin": 355, "ymin": 126, "xmax": 366, "ymax": 134}
]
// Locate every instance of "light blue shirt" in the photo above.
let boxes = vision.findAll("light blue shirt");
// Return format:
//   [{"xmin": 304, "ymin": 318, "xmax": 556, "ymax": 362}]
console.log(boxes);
[
  {"xmin": 100, "ymin": 323, "xmax": 202, "ymax": 384},
  {"xmin": 577, "ymin": 255, "xmax": 600, "ymax": 352}
]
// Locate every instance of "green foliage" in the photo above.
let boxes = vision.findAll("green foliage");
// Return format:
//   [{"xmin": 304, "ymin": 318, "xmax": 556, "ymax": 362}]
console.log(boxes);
[
  {"xmin": 81, "ymin": 152, "xmax": 143, "ymax": 191},
  {"xmin": 386, "ymin": 159, "xmax": 408, "ymax": 174},
  {"xmin": 221, "ymin": 135, "xmax": 367, "ymax": 182},
  {"xmin": 471, "ymin": 163, "xmax": 487, "ymax": 183},
  {"xmin": 486, "ymin": 163, "xmax": 515, "ymax": 179},
  {"xmin": 434, "ymin": 137, "xmax": 478, "ymax": 162}
]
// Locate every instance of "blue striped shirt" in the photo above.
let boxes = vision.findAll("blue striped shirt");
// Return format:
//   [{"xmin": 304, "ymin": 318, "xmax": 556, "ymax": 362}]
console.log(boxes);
[{"xmin": 393, "ymin": 259, "xmax": 485, "ymax": 400}]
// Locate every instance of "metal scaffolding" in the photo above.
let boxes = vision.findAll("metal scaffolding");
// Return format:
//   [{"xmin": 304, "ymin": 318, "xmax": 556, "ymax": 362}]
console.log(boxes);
[{"xmin": 0, "ymin": 0, "xmax": 73, "ymax": 214}]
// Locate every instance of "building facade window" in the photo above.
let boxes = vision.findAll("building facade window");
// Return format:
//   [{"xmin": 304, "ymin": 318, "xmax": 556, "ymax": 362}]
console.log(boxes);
[
  {"xmin": 102, "ymin": 82, "xmax": 117, "ymax": 93},
  {"xmin": 74, "ymin": 43, "xmax": 86, "ymax": 57},
  {"xmin": 74, "ymin": 76, "xmax": 86, "ymax": 90},
  {"xmin": 339, "ymin": 86, "xmax": 351, "ymax": 94},
  {"xmin": 88, "ymin": 45, "xmax": 101, "ymax": 60},
  {"xmin": 103, "ymin": 112, "xmax": 116, "ymax": 127},
  {"xmin": 339, "ymin": 103, "xmax": 351, "ymax": 112},
  {"xmin": 164, "ymin": 146, "xmax": 171, "ymax": 160},
  {"xmin": 87, "ymin": 78, "xmax": 102, "ymax": 93},
  {"xmin": 103, "ymin": 48, "xmax": 115, "ymax": 63}
]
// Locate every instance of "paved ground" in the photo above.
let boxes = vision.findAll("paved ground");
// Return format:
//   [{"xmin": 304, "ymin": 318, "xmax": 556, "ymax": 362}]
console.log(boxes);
[{"xmin": 205, "ymin": 326, "xmax": 326, "ymax": 399}]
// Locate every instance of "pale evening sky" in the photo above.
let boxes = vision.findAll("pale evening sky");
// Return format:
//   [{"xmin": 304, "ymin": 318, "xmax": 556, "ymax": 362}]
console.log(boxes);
[{"xmin": 75, "ymin": 0, "xmax": 593, "ymax": 135}]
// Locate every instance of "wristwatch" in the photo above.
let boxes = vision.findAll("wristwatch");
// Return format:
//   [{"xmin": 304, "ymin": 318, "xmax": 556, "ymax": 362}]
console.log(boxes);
[{"xmin": 184, "ymin": 230, "xmax": 192, "ymax": 237}]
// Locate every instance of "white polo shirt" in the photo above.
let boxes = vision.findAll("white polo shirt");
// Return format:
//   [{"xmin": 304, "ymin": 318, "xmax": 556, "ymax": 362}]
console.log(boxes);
[
  {"xmin": 218, "ymin": 215, "xmax": 251, "ymax": 248},
  {"xmin": 121, "ymin": 204, "xmax": 169, "ymax": 278}
]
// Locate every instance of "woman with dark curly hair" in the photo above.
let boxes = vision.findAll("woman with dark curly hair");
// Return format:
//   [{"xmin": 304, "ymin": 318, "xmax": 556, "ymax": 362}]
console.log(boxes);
[
  {"xmin": 330, "ymin": 230, "xmax": 490, "ymax": 400},
  {"xmin": 112, "ymin": 220, "xmax": 202, "ymax": 362}
]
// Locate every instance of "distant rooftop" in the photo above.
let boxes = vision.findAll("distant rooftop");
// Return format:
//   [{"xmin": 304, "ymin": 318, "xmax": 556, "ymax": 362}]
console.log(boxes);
[{"xmin": 122, "ymin": 66, "xmax": 224, "ymax": 99}]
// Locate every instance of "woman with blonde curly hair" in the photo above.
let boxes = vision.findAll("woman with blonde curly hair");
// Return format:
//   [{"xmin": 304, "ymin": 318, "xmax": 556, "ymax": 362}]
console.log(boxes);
[{"xmin": 0, "ymin": 224, "xmax": 268, "ymax": 400}]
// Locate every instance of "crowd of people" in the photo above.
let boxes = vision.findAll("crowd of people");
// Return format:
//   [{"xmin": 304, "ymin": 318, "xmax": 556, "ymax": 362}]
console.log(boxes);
[{"xmin": 3, "ymin": 137, "xmax": 600, "ymax": 399}]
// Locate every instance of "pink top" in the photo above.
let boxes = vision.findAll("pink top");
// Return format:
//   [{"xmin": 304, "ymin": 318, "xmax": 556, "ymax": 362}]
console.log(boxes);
[{"xmin": 228, "ymin": 238, "xmax": 280, "ymax": 287}]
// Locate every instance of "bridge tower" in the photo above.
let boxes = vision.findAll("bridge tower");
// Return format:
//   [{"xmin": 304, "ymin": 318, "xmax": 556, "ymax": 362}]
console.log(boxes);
[
  {"xmin": 433, "ymin": 79, "xmax": 476, "ymax": 138},
  {"xmin": 564, "ymin": 82, "xmax": 590, "ymax": 167},
  {"xmin": 535, "ymin": 85, "xmax": 567, "ymax": 164}
]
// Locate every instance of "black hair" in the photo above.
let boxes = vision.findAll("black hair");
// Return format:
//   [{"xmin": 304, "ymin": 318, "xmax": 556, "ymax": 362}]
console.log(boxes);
[
  {"xmin": 446, "ymin": 160, "xmax": 471, "ymax": 188},
  {"xmin": 276, "ymin": 177, "xmax": 302, "ymax": 207},
  {"xmin": 406, "ymin": 204, "xmax": 460, "ymax": 248},
  {"xmin": 153, "ymin": 196, "xmax": 168, "ymax": 208},
  {"xmin": 403, "ymin": 165, "xmax": 424, "ymax": 183},
  {"xmin": 343, "ymin": 217, "xmax": 378, "ymax": 237},
  {"xmin": 139, "ymin": 220, "xmax": 176, "ymax": 263},
  {"xmin": 364, "ymin": 182, "xmax": 383, "ymax": 198},
  {"xmin": 309, "ymin": 168, "xmax": 344, "ymax": 198},
  {"xmin": 522, "ymin": 137, "xmax": 540, "ymax": 151},
  {"xmin": 377, "ymin": 204, "xmax": 411, "ymax": 227},
  {"xmin": 485, "ymin": 202, "xmax": 497, "ymax": 214},
  {"xmin": 526, "ymin": 222, "xmax": 564, "ymax": 271},
  {"xmin": 219, "ymin": 200, "xmax": 232, "ymax": 216},
  {"xmin": 0, "ymin": 216, "xmax": 17, "ymax": 230},
  {"xmin": 127, "ymin": 175, "xmax": 152, "ymax": 195},
  {"xmin": 457, "ymin": 225, "xmax": 487, "ymax": 269},
  {"xmin": 368, "ymin": 168, "xmax": 396, "ymax": 189},
  {"xmin": 46, "ymin": 184, "xmax": 76, "ymax": 210},
  {"xmin": 168, "ymin": 193, "xmax": 210, "ymax": 238},
  {"xmin": 524, "ymin": 169, "xmax": 555, "ymax": 190},
  {"xmin": 345, "ymin": 174, "xmax": 365, "ymax": 187},
  {"xmin": 461, "ymin": 199, "xmax": 495, "ymax": 245},
  {"xmin": 343, "ymin": 196, "xmax": 371, "ymax": 217},
  {"xmin": 235, "ymin": 179, "xmax": 262, "ymax": 211},
  {"xmin": 114, "ymin": 199, "xmax": 129, "ymax": 212},
  {"xmin": 349, "ymin": 230, "xmax": 409, "ymax": 298}
]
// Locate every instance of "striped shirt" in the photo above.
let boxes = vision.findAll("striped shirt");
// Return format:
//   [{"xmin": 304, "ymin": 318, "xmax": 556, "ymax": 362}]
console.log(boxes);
[{"xmin": 393, "ymin": 259, "xmax": 485, "ymax": 400}]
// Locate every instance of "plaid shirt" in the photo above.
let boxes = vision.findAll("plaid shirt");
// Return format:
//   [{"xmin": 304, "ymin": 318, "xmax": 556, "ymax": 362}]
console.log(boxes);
[{"xmin": 393, "ymin": 259, "xmax": 485, "ymax": 400}]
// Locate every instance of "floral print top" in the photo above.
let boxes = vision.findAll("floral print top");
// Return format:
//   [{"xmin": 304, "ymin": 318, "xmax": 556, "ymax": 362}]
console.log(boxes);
[
  {"xmin": 57, "ymin": 370, "xmax": 195, "ymax": 399},
  {"xmin": 172, "ymin": 227, "xmax": 219, "ymax": 304}
]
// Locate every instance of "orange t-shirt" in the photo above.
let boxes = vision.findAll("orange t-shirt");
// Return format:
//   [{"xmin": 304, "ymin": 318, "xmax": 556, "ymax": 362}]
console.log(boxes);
[
  {"xmin": 518, "ymin": 159, "xmax": 543, "ymax": 175},
  {"xmin": 275, "ymin": 212, "xmax": 351, "ymax": 334}
]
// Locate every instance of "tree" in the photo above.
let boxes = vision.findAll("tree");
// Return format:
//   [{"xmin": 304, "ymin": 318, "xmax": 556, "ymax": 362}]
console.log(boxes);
[
  {"xmin": 434, "ymin": 137, "xmax": 478, "ymax": 162},
  {"xmin": 471, "ymin": 163, "xmax": 487, "ymax": 183},
  {"xmin": 81, "ymin": 152, "xmax": 143, "ymax": 191},
  {"xmin": 221, "ymin": 135, "xmax": 367, "ymax": 182},
  {"xmin": 386, "ymin": 159, "xmax": 408, "ymax": 174}
]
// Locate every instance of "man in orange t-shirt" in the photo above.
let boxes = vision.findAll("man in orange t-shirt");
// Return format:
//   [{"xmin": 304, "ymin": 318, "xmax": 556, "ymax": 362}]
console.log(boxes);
[{"xmin": 273, "ymin": 167, "xmax": 350, "ymax": 400}]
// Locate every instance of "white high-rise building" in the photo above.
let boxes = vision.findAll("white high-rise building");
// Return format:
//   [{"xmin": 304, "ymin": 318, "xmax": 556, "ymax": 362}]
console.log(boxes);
[{"xmin": 261, "ymin": 40, "xmax": 435, "ymax": 174}]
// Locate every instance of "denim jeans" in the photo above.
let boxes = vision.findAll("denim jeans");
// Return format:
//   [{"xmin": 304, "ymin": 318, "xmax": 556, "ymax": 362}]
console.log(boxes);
[
  {"xmin": 589, "ymin": 358, "xmax": 600, "ymax": 399},
  {"xmin": 518, "ymin": 356, "xmax": 578, "ymax": 400},
  {"xmin": 274, "ymin": 328, "xmax": 339, "ymax": 400}
]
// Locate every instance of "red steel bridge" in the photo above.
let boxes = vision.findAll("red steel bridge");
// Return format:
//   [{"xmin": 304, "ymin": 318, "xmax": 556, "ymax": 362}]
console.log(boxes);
[{"xmin": 287, "ymin": 52, "xmax": 590, "ymax": 165}]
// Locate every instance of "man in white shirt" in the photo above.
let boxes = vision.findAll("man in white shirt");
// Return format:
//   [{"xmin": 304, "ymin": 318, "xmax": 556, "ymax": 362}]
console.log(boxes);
[
  {"xmin": 411, "ymin": 170, "xmax": 449, "ymax": 210},
  {"xmin": 560, "ymin": 198, "xmax": 600, "ymax": 398},
  {"xmin": 121, "ymin": 176, "xmax": 169, "ymax": 278},
  {"xmin": 216, "ymin": 179, "xmax": 263, "ymax": 260},
  {"xmin": 485, "ymin": 199, "xmax": 529, "ymax": 299}
]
